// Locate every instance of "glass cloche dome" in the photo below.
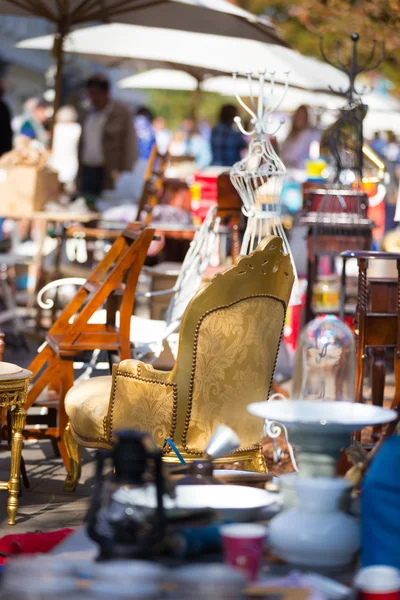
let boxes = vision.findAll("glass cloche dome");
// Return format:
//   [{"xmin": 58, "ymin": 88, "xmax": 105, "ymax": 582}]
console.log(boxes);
[{"xmin": 292, "ymin": 315, "xmax": 355, "ymax": 402}]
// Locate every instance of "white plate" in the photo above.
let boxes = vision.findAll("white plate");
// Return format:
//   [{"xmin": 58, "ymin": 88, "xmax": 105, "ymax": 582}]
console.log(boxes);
[
  {"xmin": 114, "ymin": 484, "xmax": 276, "ymax": 522},
  {"xmin": 213, "ymin": 470, "xmax": 263, "ymax": 477},
  {"xmin": 247, "ymin": 400, "xmax": 398, "ymax": 433}
]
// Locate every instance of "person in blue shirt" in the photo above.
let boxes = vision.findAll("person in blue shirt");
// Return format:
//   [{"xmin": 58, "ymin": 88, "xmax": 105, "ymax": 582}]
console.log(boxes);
[
  {"xmin": 134, "ymin": 106, "xmax": 156, "ymax": 160},
  {"xmin": 19, "ymin": 98, "xmax": 50, "ymax": 145},
  {"xmin": 370, "ymin": 131, "xmax": 387, "ymax": 158},
  {"xmin": 211, "ymin": 104, "xmax": 247, "ymax": 167}
]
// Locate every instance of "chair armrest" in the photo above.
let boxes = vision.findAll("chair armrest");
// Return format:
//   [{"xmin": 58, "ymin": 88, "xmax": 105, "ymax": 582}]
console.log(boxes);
[
  {"xmin": 135, "ymin": 286, "xmax": 176, "ymax": 298},
  {"xmin": 117, "ymin": 358, "xmax": 171, "ymax": 382},
  {"xmin": 108, "ymin": 359, "xmax": 177, "ymax": 447},
  {"xmin": 37, "ymin": 277, "xmax": 86, "ymax": 309}
]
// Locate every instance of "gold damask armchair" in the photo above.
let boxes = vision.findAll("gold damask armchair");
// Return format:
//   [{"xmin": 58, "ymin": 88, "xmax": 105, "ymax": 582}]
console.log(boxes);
[{"xmin": 64, "ymin": 236, "xmax": 294, "ymax": 490}]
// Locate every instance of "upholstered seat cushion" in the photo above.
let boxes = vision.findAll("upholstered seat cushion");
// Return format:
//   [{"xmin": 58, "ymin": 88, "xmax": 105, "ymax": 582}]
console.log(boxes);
[{"xmin": 65, "ymin": 375, "xmax": 112, "ymax": 444}]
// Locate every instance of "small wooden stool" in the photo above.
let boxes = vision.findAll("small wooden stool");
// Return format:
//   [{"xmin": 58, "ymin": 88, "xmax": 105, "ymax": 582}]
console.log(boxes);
[{"xmin": 0, "ymin": 363, "xmax": 31, "ymax": 525}]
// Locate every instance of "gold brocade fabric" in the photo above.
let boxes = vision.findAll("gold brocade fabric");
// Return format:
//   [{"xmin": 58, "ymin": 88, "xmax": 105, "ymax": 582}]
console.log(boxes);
[
  {"xmin": 64, "ymin": 237, "xmax": 294, "ymax": 466},
  {"xmin": 65, "ymin": 376, "xmax": 112, "ymax": 442},
  {"xmin": 185, "ymin": 297, "xmax": 284, "ymax": 451},
  {"xmin": 109, "ymin": 367, "xmax": 176, "ymax": 447}
]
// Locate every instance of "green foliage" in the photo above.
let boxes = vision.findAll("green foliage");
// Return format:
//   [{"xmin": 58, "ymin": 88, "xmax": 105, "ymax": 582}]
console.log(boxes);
[
  {"xmin": 238, "ymin": 0, "xmax": 400, "ymax": 91},
  {"xmin": 147, "ymin": 89, "xmax": 233, "ymax": 128}
]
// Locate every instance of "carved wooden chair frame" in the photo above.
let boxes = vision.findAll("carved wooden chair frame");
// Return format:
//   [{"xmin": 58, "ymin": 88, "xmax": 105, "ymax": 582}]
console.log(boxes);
[{"xmin": 25, "ymin": 223, "xmax": 155, "ymax": 470}]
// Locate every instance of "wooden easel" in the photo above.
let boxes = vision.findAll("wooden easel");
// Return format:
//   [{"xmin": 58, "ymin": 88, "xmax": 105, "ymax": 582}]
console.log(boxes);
[{"xmin": 24, "ymin": 223, "xmax": 155, "ymax": 469}]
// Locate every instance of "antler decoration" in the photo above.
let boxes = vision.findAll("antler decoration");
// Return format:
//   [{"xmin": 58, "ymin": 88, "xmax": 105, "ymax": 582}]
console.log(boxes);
[
  {"xmin": 320, "ymin": 32, "xmax": 384, "ymax": 100},
  {"xmin": 233, "ymin": 70, "xmax": 289, "ymax": 139}
]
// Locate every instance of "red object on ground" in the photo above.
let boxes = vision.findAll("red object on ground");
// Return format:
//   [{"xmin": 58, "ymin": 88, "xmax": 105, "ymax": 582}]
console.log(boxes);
[
  {"xmin": 0, "ymin": 528, "xmax": 74, "ymax": 564},
  {"xmin": 192, "ymin": 172, "xmax": 218, "ymax": 222}
]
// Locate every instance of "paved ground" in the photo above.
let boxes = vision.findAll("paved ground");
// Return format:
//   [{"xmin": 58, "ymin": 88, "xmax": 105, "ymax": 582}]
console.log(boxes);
[{"xmin": 0, "ymin": 439, "xmax": 95, "ymax": 534}]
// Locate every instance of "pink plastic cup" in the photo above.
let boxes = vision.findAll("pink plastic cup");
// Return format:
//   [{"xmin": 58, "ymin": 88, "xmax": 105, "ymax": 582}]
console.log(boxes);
[
  {"xmin": 219, "ymin": 523, "xmax": 267, "ymax": 581},
  {"xmin": 354, "ymin": 566, "xmax": 400, "ymax": 600}
]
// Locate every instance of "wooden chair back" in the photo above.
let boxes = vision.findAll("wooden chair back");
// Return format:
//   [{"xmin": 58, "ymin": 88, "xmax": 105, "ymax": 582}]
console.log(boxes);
[
  {"xmin": 135, "ymin": 146, "xmax": 170, "ymax": 224},
  {"xmin": 48, "ymin": 223, "xmax": 155, "ymax": 359}
]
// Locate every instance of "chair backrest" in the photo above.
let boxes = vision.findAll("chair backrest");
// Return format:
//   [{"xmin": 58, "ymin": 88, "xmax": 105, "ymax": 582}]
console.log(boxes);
[
  {"xmin": 164, "ymin": 205, "xmax": 220, "ymax": 336},
  {"xmin": 49, "ymin": 223, "xmax": 155, "ymax": 359},
  {"xmin": 171, "ymin": 235, "xmax": 294, "ymax": 454},
  {"xmin": 135, "ymin": 145, "xmax": 170, "ymax": 224}
]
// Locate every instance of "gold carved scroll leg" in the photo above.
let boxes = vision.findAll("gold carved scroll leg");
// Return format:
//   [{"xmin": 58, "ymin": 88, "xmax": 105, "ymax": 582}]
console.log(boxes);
[
  {"xmin": 63, "ymin": 421, "xmax": 82, "ymax": 492},
  {"xmin": 8, "ymin": 406, "xmax": 27, "ymax": 525}
]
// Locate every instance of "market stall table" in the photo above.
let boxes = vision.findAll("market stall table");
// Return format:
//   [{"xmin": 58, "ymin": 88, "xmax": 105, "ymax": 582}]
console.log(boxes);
[{"xmin": 0, "ymin": 210, "xmax": 101, "ymax": 313}]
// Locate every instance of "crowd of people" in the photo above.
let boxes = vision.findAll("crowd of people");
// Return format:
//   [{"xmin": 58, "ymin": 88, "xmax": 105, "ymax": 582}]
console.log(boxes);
[{"xmin": 0, "ymin": 72, "xmax": 399, "ymax": 207}]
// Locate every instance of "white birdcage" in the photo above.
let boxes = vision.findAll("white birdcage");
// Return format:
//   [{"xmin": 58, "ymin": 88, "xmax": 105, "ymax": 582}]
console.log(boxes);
[{"xmin": 230, "ymin": 70, "xmax": 301, "ymax": 305}]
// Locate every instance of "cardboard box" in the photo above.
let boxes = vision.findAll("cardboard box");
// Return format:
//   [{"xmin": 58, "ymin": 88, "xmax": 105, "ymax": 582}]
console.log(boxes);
[{"xmin": 0, "ymin": 166, "xmax": 59, "ymax": 216}]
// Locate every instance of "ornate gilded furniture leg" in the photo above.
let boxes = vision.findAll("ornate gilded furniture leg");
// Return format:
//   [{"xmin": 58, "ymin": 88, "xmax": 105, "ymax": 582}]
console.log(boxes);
[
  {"xmin": 64, "ymin": 236, "xmax": 294, "ymax": 475},
  {"xmin": 8, "ymin": 406, "xmax": 27, "ymax": 525},
  {"xmin": 64, "ymin": 421, "xmax": 81, "ymax": 492},
  {"xmin": 0, "ymin": 365, "xmax": 32, "ymax": 525}
]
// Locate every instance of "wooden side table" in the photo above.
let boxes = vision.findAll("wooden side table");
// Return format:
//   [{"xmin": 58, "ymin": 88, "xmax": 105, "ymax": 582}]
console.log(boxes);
[
  {"xmin": 341, "ymin": 251, "xmax": 400, "ymax": 440},
  {"xmin": 0, "ymin": 363, "xmax": 32, "ymax": 525}
]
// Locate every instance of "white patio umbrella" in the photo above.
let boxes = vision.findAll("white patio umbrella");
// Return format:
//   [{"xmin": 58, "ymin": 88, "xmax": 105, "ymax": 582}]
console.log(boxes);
[
  {"xmin": 17, "ymin": 23, "xmax": 350, "ymax": 93},
  {"xmin": 118, "ymin": 68, "xmax": 344, "ymax": 109},
  {"xmin": 119, "ymin": 68, "xmax": 400, "ymax": 116},
  {"xmin": 2, "ymin": 0, "xmax": 283, "ymax": 141}
]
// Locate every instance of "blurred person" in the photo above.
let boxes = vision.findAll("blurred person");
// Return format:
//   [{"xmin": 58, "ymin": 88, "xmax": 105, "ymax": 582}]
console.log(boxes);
[
  {"xmin": 211, "ymin": 104, "xmax": 247, "ymax": 167},
  {"xmin": 182, "ymin": 118, "xmax": 211, "ymax": 169},
  {"xmin": 199, "ymin": 117, "xmax": 212, "ymax": 144},
  {"xmin": 49, "ymin": 105, "xmax": 81, "ymax": 190},
  {"xmin": 135, "ymin": 106, "xmax": 156, "ymax": 160},
  {"xmin": 169, "ymin": 118, "xmax": 211, "ymax": 169},
  {"xmin": 169, "ymin": 130, "xmax": 186, "ymax": 156},
  {"xmin": 370, "ymin": 131, "xmax": 386, "ymax": 157},
  {"xmin": 384, "ymin": 131, "xmax": 400, "ymax": 209},
  {"xmin": 18, "ymin": 97, "xmax": 50, "ymax": 145},
  {"xmin": 153, "ymin": 116, "xmax": 171, "ymax": 154},
  {"xmin": 384, "ymin": 131, "xmax": 400, "ymax": 164},
  {"xmin": 79, "ymin": 73, "xmax": 137, "ymax": 196},
  {"xmin": 280, "ymin": 105, "xmax": 318, "ymax": 170},
  {"xmin": 0, "ymin": 79, "xmax": 12, "ymax": 157}
]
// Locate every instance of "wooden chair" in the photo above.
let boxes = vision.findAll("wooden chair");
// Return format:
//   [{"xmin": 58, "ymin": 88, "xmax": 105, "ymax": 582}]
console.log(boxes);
[
  {"xmin": 341, "ymin": 251, "xmax": 400, "ymax": 439},
  {"xmin": 63, "ymin": 236, "xmax": 294, "ymax": 490},
  {"xmin": 135, "ymin": 146, "xmax": 170, "ymax": 224},
  {"xmin": 37, "ymin": 206, "xmax": 220, "ymax": 368},
  {"xmin": 24, "ymin": 223, "xmax": 155, "ymax": 470}
]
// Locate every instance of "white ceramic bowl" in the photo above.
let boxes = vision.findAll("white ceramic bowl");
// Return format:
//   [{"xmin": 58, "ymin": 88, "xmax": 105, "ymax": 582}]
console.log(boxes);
[
  {"xmin": 113, "ymin": 484, "xmax": 276, "ymax": 522},
  {"xmin": 247, "ymin": 400, "xmax": 398, "ymax": 434}
]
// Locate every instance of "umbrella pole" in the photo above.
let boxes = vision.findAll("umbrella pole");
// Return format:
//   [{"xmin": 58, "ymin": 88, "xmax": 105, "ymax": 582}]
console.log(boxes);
[
  {"xmin": 50, "ymin": 26, "xmax": 66, "ymax": 148},
  {"xmin": 189, "ymin": 79, "xmax": 202, "ymax": 121}
]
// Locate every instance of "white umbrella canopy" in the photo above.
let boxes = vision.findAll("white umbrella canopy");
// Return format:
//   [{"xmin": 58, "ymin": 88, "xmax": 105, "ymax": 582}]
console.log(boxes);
[
  {"xmin": 204, "ymin": 77, "xmax": 400, "ymax": 114},
  {"xmin": 0, "ymin": 0, "xmax": 282, "ymax": 43},
  {"xmin": 119, "ymin": 68, "xmax": 400, "ymax": 111},
  {"xmin": 120, "ymin": 69, "xmax": 200, "ymax": 91},
  {"xmin": 3, "ymin": 0, "xmax": 284, "ymax": 142},
  {"xmin": 119, "ymin": 68, "xmax": 341, "ymax": 107},
  {"xmin": 119, "ymin": 68, "xmax": 400, "ymax": 133},
  {"xmin": 17, "ymin": 23, "xmax": 350, "ymax": 92}
]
